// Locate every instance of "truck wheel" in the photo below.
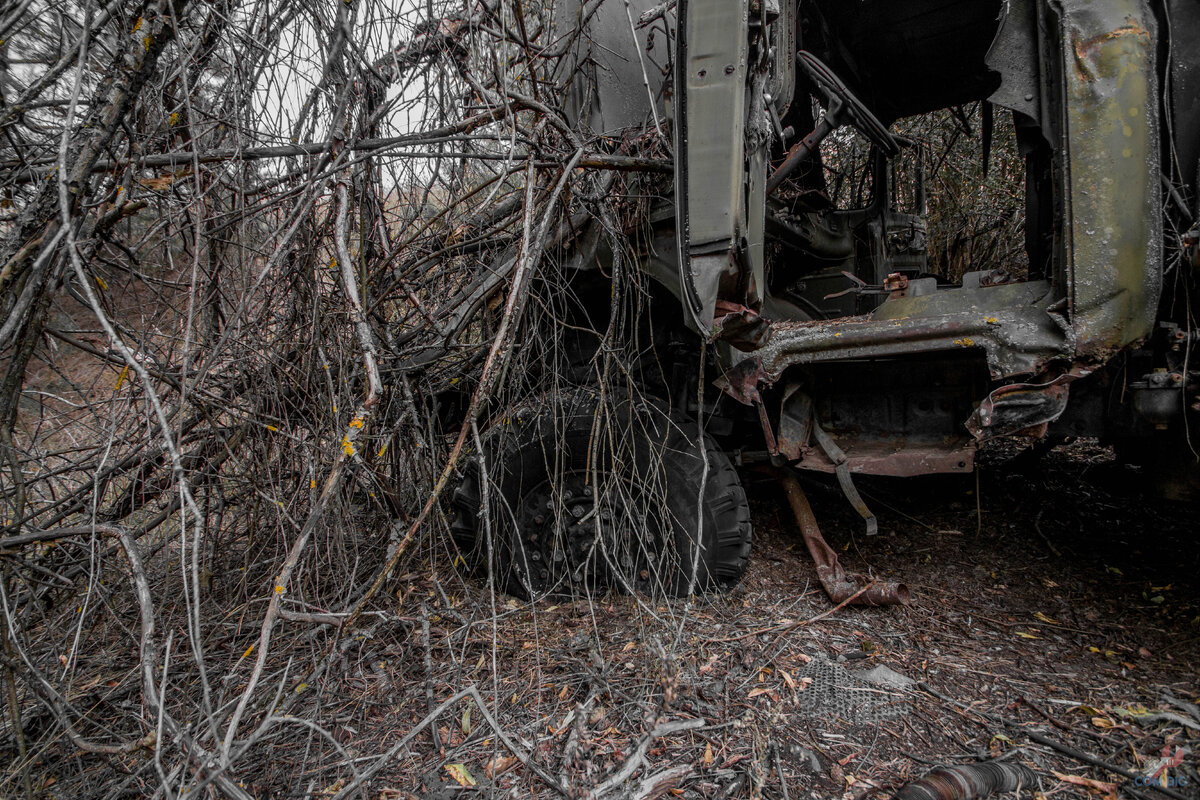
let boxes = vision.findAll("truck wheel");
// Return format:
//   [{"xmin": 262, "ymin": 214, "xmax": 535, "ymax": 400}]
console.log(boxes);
[{"xmin": 450, "ymin": 392, "xmax": 752, "ymax": 597}]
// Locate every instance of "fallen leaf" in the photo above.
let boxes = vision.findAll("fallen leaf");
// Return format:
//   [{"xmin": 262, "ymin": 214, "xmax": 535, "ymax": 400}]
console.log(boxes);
[
  {"xmin": 483, "ymin": 756, "xmax": 516, "ymax": 778},
  {"xmin": 703, "ymin": 742, "xmax": 714, "ymax": 766},
  {"xmin": 1052, "ymin": 770, "xmax": 1117, "ymax": 799},
  {"xmin": 1110, "ymin": 705, "xmax": 1148, "ymax": 719},
  {"xmin": 1015, "ymin": 631, "xmax": 1041, "ymax": 639},
  {"xmin": 138, "ymin": 174, "xmax": 176, "ymax": 191},
  {"xmin": 781, "ymin": 670, "xmax": 797, "ymax": 690},
  {"xmin": 444, "ymin": 764, "xmax": 476, "ymax": 787},
  {"xmin": 461, "ymin": 708, "xmax": 471, "ymax": 735},
  {"xmin": 1033, "ymin": 612, "xmax": 1060, "ymax": 625},
  {"xmin": 1091, "ymin": 716, "xmax": 1115, "ymax": 729}
]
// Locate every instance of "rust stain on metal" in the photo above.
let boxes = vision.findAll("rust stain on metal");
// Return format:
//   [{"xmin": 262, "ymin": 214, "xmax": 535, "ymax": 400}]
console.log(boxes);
[
  {"xmin": 778, "ymin": 471, "xmax": 909, "ymax": 607},
  {"xmin": 714, "ymin": 356, "xmax": 769, "ymax": 406},
  {"xmin": 791, "ymin": 440, "xmax": 975, "ymax": 477},
  {"xmin": 712, "ymin": 299, "xmax": 773, "ymax": 351},
  {"xmin": 1073, "ymin": 22, "xmax": 1152, "ymax": 59}
]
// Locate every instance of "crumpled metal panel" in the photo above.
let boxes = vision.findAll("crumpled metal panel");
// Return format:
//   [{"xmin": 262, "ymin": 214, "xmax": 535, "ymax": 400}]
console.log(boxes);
[
  {"xmin": 675, "ymin": 0, "xmax": 751, "ymax": 330},
  {"xmin": 966, "ymin": 375, "xmax": 1073, "ymax": 440},
  {"xmin": 752, "ymin": 281, "xmax": 1072, "ymax": 381},
  {"xmin": 985, "ymin": 0, "xmax": 1044, "ymax": 130},
  {"xmin": 1058, "ymin": 0, "xmax": 1161, "ymax": 356}
]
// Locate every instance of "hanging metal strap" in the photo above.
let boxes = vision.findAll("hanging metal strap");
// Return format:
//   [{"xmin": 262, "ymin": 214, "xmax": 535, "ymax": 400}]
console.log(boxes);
[{"xmin": 811, "ymin": 419, "xmax": 878, "ymax": 536}]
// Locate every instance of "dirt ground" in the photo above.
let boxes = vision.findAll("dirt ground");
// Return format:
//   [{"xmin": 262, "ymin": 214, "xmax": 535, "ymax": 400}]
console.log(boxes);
[{"xmin": 258, "ymin": 440, "xmax": 1198, "ymax": 800}]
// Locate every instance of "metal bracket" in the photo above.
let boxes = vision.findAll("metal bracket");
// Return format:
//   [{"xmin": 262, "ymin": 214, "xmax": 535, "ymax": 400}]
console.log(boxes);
[{"xmin": 810, "ymin": 418, "xmax": 879, "ymax": 536}]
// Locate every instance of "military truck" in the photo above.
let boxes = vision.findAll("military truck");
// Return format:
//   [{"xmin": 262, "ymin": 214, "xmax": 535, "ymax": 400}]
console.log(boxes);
[{"xmin": 451, "ymin": 0, "xmax": 1200, "ymax": 599}]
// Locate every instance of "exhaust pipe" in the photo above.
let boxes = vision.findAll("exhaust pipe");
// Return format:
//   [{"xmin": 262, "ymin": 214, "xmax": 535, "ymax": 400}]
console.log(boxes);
[
  {"xmin": 778, "ymin": 471, "xmax": 909, "ymax": 606},
  {"xmin": 894, "ymin": 763, "xmax": 1038, "ymax": 800}
]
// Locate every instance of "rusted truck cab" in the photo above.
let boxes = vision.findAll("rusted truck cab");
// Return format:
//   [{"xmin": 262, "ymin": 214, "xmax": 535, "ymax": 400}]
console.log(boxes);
[
  {"xmin": 452, "ymin": 0, "xmax": 1200, "ymax": 600},
  {"xmin": 566, "ymin": 0, "xmax": 1200, "ymax": 484}
]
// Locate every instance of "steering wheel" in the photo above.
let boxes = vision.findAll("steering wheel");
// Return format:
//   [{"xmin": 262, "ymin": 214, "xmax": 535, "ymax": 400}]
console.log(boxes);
[{"xmin": 797, "ymin": 50, "xmax": 899, "ymax": 157}]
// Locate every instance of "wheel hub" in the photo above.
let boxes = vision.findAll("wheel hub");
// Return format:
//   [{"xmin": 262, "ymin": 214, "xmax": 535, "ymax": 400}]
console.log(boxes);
[{"xmin": 513, "ymin": 473, "xmax": 662, "ymax": 595}]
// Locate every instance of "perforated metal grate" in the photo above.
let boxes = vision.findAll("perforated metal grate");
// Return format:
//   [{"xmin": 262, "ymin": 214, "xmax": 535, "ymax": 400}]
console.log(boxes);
[{"xmin": 796, "ymin": 658, "xmax": 913, "ymax": 724}]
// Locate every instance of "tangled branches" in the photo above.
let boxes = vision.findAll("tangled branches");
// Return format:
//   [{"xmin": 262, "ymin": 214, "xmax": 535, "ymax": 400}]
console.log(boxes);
[{"xmin": 0, "ymin": 0, "xmax": 679, "ymax": 794}]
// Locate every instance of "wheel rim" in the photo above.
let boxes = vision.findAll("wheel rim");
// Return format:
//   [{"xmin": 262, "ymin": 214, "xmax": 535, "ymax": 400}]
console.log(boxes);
[{"xmin": 509, "ymin": 472, "xmax": 671, "ymax": 595}]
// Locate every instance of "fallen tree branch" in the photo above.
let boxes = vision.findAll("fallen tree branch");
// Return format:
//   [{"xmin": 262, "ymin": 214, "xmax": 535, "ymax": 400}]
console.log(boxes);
[
  {"xmin": 589, "ymin": 718, "xmax": 706, "ymax": 799},
  {"xmin": 329, "ymin": 686, "xmax": 570, "ymax": 799},
  {"xmin": 339, "ymin": 148, "xmax": 585, "ymax": 632}
]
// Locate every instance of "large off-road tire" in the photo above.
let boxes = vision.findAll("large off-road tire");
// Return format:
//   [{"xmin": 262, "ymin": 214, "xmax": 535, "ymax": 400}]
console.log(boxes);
[{"xmin": 450, "ymin": 391, "xmax": 752, "ymax": 597}]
